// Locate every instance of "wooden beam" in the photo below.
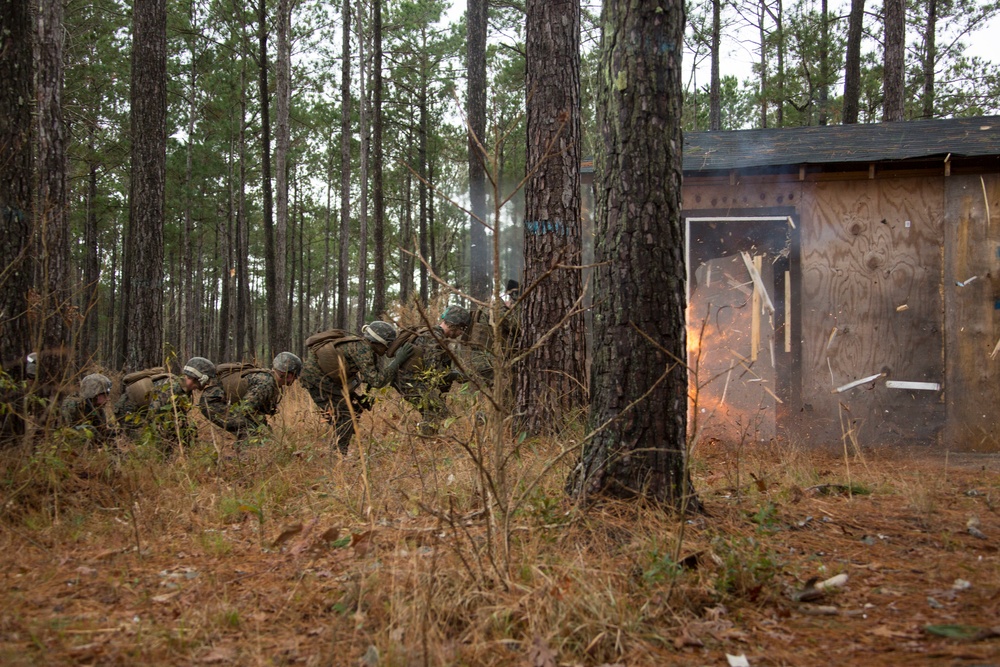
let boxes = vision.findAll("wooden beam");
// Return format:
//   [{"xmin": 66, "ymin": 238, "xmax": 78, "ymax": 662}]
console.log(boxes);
[{"xmin": 751, "ymin": 255, "xmax": 762, "ymax": 362}]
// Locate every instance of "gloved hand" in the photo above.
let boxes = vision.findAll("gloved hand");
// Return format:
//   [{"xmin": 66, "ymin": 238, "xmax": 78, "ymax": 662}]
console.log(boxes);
[
  {"xmin": 386, "ymin": 342, "xmax": 414, "ymax": 374},
  {"xmin": 393, "ymin": 342, "xmax": 415, "ymax": 365}
]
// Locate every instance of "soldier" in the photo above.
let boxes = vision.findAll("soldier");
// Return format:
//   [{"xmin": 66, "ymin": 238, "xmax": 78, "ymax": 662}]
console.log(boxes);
[
  {"xmin": 393, "ymin": 305, "xmax": 472, "ymax": 435},
  {"xmin": 59, "ymin": 373, "xmax": 113, "ymax": 443},
  {"xmin": 300, "ymin": 321, "xmax": 413, "ymax": 454},
  {"xmin": 114, "ymin": 356, "xmax": 216, "ymax": 453},
  {"xmin": 199, "ymin": 351, "xmax": 302, "ymax": 438}
]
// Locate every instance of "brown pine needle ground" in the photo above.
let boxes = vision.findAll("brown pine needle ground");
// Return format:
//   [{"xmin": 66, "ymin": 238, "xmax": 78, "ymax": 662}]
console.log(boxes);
[{"xmin": 1, "ymin": 388, "xmax": 998, "ymax": 666}]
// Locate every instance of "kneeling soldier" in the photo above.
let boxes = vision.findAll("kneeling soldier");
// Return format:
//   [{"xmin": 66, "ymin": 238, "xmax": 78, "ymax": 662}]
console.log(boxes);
[
  {"xmin": 300, "ymin": 321, "xmax": 413, "ymax": 454},
  {"xmin": 200, "ymin": 351, "xmax": 301, "ymax": 438},
  {"xmin": 60, "ymin": 373, "xmax": 113, "ymax": 443},
  {"xmin": 114, "ymin": 356, "xmax": 216, "ymax": 453}
]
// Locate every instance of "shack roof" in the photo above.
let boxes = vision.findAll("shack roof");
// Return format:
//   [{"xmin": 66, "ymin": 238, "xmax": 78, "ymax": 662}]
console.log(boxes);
[{"xmin": 684, "ymin": 116, "xmax": 1000, "ymax": 172}]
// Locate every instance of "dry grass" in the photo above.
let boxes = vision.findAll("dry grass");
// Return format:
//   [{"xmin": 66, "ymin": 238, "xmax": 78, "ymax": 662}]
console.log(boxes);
[{"xmin": 1, "ymin": 387, "xmax": 999, "ymax": 666}]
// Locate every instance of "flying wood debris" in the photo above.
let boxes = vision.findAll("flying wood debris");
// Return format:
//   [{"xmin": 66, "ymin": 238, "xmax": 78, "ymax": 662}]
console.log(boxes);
[{"xmin": 833, "ymin": 373, "xmax": 884, "ymax": 394}]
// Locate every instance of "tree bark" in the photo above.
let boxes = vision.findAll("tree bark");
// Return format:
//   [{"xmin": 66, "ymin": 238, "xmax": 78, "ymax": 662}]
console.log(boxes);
[
  {"xmin": 567, "ymin": 0, "xmax": 698, "ymax": 509},
  {"xmin": 236, "ymin": 58, "xmax": 250, "ymax": 361},
  {"xmin": 842, "ymin": 0, "xmax": 865, "ymax": 123},
  {"xmin": 337, "ymin": 0, "xmax": 351, "ymax": 328},
  {"xmin": 883, "ymin": 0, "xmax": 906, "ymax": 122},
  {"xmin": 709, "ymin": 0, "xmax": 722, "ymax": 130},
  {"xmin": 466, "ymin": 0, "xmax": 490, "ymax": 301},
  {"xmin": 274, "ymin": 0, "xmax": 291, "ymax": 353},
  {"xmin": 372, "ymin": 0, "xmax": 385, "ymax": 319},
  {"xmin": 819, "ymin": 0, "xmax": 829, "ymax": 125},
  {"xmin": 922, "ymin": 0, "xmax": 937, "ymax": 118},
  {"xmin": 37, "ymin": 0, "xmax": 71, "ymax": 357},
  {"xmin": 518, "ymin": 0, "xmax": 587, "ymax": 432},
  {"xmin": 259, "ymin": 0, "xmax": 279, "ymax": 359},
  {"xmin": 0, "ymin": 0, "xmax": 34, "ymax": 366},
  {"xmin": 418, "ymin": 28, "xmax": 429, "ymax": 307},
  {"xmin": 82, "ymin": 133, "xmax": 100, "ymax": 365},
  {"xmin": 120, "ymin": 0, "xmax": 166, "ymax": 371},
  {"xmin": 356, "ymin": 0, "xmax": 369, "ymax": 329}
]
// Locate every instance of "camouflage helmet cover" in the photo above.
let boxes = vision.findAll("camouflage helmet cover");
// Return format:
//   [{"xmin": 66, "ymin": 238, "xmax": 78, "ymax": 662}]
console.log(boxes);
[
  {"xmin": 183, "ymin": 356, "xmax": 216, "ymax": 386},
  {"xmin": 272, "ymin": 351, "xmax": 303, "ymax": 375},
  {"xmin": 440, "ymin": 305, "xmax": 471, "ymax": 327},
  {"xmin": 362, "ymin": 321, "xmax": 398, "ymax": 347},
  {"xmin": 80, "ymin": 373, "xmax": 113, "ymax": 400}
]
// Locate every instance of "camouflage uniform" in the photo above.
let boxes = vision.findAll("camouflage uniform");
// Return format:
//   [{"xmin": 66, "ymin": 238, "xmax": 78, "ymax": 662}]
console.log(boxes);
[
  {"xmin": 59, "ymin": 394, "xmax": 111, "ymax": 444},
  {"xmin": 199, "ymin": 370, "xmax": 280, "ymax": 436},
  {"xmin": 114, "ymin": 376, "xmax": 196, "ymax": 452},
  {"xmin": 300, "ymin": 340, "xmax": 396, "ymax": 454},
  {"xmin": 393, "ymin": 325, "xmax": 461, "ymax": 424}
]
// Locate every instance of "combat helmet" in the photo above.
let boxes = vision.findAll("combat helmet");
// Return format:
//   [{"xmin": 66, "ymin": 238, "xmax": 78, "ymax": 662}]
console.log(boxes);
[
  {"xmin": 440, "ymin": 305, "xmax": 471, "ymax": 328},
  {"xmin": 80, "ymin": 373, "xmax": 113, "ymax": 401},
  {"xmin": 25, "ymin": 353, "xmax": 37, "ymax": 380},
  {"xmin": 183, "ymin": 356, "xmax": 216, "ymax": 388},
  {"xmin": 272, "ymin": 351, "xmax": 302, "ymax": 376},
  {"xmin": 362, "ymin": 321, "xmax": 398, "ymax": 348}
]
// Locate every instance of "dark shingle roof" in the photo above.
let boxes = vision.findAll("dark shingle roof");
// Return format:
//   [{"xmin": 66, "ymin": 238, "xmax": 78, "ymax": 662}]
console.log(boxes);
[{"xmin": 684, "ymin": 116, "xmax": 1000, "ymax": 172}]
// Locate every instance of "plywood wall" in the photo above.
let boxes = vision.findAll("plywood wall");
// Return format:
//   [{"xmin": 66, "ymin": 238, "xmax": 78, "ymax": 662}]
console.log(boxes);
[
  {"xmin": 684, "ymin": 176, "xmax": 948, "ymax": 448},
  {"xmin": 944, "ymin": 174, "xmax": 1000, "ymax": 451}
]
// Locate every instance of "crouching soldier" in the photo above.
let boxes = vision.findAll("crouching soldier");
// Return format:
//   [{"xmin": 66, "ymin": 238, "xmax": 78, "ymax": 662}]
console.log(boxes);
[
  {"xmin": 300, "ymin": 321, "xmax": 413, "ymax": 455},
  {"xmin": 391, "ymin": 305, "xmax": 471, "ymax": 435},
  {"xmin": 114, "ymin": 356, "xmax": 216, "ymax": 453},
  {"xmin": 200, "ymin": 352, "xmax": 301, "ymax": 440},
  {"xmin": 59, "ymin": 373, "xmax": 113, "ymax": 444}
]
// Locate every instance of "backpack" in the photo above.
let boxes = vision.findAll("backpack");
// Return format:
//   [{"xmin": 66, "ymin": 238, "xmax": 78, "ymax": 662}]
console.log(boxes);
[
  {"xmin": 122, "ymin": 367, "xmax": 172, "ymax": 407},
  {"xmin": 386, "ymin": 327, "xmax": 434, "ymax": 372},
  {"xmin": 306, "ymin": 329, "xmax": 364, "ymax": 378},
  {"xmin": 463, "ymin": 307, "xmax": 493, "ymax": 351},
  {"xmin": 216, "ymin": 363, "xmax": 266, "ymax": 402}
]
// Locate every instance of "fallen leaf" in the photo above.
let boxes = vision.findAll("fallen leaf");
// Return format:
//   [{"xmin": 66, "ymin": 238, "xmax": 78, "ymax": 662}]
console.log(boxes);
[
  {"xmin": 528, "ymin": 635, "xmax": 556, "ymax": 667},
  {"xmin": 272, "ymin": 523, "xmax": 303, "ymax": 548},
  {"xmin": 200, "ymin": 646, "xmax": 236, "ymax": 663},
  {"xmin": 151, "ymin": 591, "xmax": 179, "ymax": 604},
  {"xmin": 351, "ymin": 531, "xmax": 374, "ymax": 557}
]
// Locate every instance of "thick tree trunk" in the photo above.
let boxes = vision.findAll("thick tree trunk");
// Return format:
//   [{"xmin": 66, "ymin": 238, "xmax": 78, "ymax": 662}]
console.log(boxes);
[
  {"xmin": 567, "ymin": 0, "xmax": 698, "ymax": 509},
  {"xmin": 372, "ymin": 0, "xmax": 385, "ymax": 319},
  {"xmin": 518, "ymin": 0, "xmax": 587, "ymax": 431},
  {"xmin": 236, "ymin": 61, "xmax": 250, "ymax": 361},
  {"xmin": 274, "ymin": 0, "xmax": 291, "ymax": 353},
  {"xmin": 337, "ymin": 0, "xmax": 351, "ymax": 328},
  {"xmin": 466, "ymin": 0, "xmax": 490, "ymax": 301},
  {"xmin": 183, "ymin": 15, "xmax": 197, "ymax": 361},
  {"xmin": 219, "ymin": 132, "xmax": 233, "ymax": 362},
  {"xmin": 0, "ymin": 0, "xmax": 34, "ymax": 366},
  {"xmin": 121, "ymin": 0, "xmax": 166, "ymax": 371},
  {"xmin": 323, "ymin": 135, "xmax": 333, "ymax": 329},
  {"xmin": 883, "ymin": 0, "xmax": 906, "ymax": 122},
  {"xmin": 418, "ymin": 33, "xmax": 429, "ymax": 307},
  {"xmin": 37, "ymin": 0, "xmax": 71, "ymax": 357},
  {"xmin": 842, "ymin": 0, "xmax": 865, "ymax": 123}
]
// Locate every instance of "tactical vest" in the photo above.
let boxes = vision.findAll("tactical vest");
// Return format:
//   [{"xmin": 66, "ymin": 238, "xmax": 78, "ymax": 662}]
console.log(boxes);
[
  {"xmin": 306, "ymin": 329, "xmax": 364, "ymax": 378},
  {"xmin": 122, "ymin": 367, "xmax": 172, "ymax": 407},
  {"xmin": 216, "ymin": 363, "xmax": 266, "ymax": 402}
]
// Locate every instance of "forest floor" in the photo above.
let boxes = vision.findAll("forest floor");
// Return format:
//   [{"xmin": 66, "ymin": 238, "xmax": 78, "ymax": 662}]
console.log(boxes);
[{"xmin": 1, "ymin": 386, "xmax": 998, "ymax": 666}]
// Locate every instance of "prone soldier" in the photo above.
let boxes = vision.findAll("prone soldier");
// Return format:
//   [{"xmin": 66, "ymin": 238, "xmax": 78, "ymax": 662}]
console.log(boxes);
[{"xmin": 59, "ymin": 373, "xmax": 113, "ymax": 444}]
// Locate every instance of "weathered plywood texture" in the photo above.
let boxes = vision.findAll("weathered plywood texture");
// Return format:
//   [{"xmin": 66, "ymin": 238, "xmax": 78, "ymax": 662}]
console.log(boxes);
[
  {"xmin": 684, "ymin": 177, "xmax": 946, "ymax": 446},
  {"xmin": 944, "ymin": 174, "xmax": 1000, "ymax": 451},
  {"xmin": 799, "ymin": 179, "xmax": 945, "ymax": 446}
]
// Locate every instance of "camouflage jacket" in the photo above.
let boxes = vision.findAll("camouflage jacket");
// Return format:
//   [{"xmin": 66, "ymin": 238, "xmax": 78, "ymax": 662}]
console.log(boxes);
[
  {"xmin": 114, "ymin": 376, "xmax": 195, "ymax": 445},
  {"xmin": 59, "ymin": 394, "xmax": 110, "ymax": 442},
  {"xmin": 299, "ymin": 339, "xmax": 394, "ymax": 402},
  {"xmin": 394, "ymin": 326, "xmax": 461, "ymax": 393},
  {"xmin": 199, "ymin": 371, "xmax": 279, "ymax": 433}
]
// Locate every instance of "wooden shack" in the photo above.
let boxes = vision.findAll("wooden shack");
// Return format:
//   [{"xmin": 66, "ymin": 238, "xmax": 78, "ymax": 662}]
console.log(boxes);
[{"xmin": 680, "ymin": 116, "xmax": 1000, "ymax": 450}]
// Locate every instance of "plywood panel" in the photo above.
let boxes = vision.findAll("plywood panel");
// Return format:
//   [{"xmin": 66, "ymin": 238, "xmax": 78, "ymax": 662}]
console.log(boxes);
[
  {"xmin": 944, "ymin": 174, "xmax": 1000, "ymax": 451},
  {"xmin": 798, "ymin": 179, "xmax": 945, "ymax": 446}
]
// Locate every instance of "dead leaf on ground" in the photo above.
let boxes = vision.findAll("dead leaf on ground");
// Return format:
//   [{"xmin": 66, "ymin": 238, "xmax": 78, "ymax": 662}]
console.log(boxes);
[
  {"xmin": 528, "ymin": 635, "xmax": 556, "ymax": 667},
  {"xmin": 271, "ymin": 522, "xmax": 303, "ymax": 548},
  {"xmin": 199, "ymin": 646, "xmax": 237, "ymax": 663},
  {"xmin": 351, "ymin": 531, "xmax": 374, "ymax": 557},
  {"xmin": 151, "ymin": 591, "xmax": 179, "ymax": 604},
  {"xmin": 673, "ymin": 628, "xmax": 705, "ymax": 648}
]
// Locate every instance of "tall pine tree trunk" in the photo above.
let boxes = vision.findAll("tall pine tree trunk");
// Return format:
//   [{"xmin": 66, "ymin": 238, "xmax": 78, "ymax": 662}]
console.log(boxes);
[
  {"xmin": 883, "ymin": 0, "xmax": 906, "ymax": 121},
  {"xmin": 274, "ymin": 0, "xmax": 291, "ymax": 353},
  {"xmin": 120, "ymin": 0, "xmax": 166, "ymax": 371},
  {"xmin": 259, "ymin": 0, "xmax": 279, "ymax": 359},
  {"xmin": 518, "ymin": 0, "xmax": 587, "ymax": 431},
  {"xmin": 709, "ymin": 0, "xmax": 722, "ymax": 130},
  {"xmin": 842, "ymin": 0, "xmax": 865, "ymax": 123},
  {"xmin": 466, "ymin": 0, "xmax": 490, "ymax": 301},
  {"xmin": 819, "ymin": 0, "xmax": 829, "ymax": 125},
  {"xmin": 922, "ymin": 0, "xmax": 936, "ymax": 118},
  {"xmin": 356, "ymin": 0, "xmax": 369, "ymax": 329},
  {"xmin": 418, "ymin": 31, "xmax": 429, "ymax": 307},
  {"xmin": 82, "ymin": 134, "xmax": 100, "ymax": 364},
  {"xmin": 337, "ymin": 0, "xmax": 351, "ymax": 328},
  {"xmin": 372, "ymin": 0, "xmax": 385, "ymax": 319},
  {"xmin": 37, "ymin": 0, "xmax": 71, "ymax": 359},
  {"xmin": 0, "ymin": 0, "xmax": 33, "ymax": 366},
  {"xmin": 567, "ymin": 0, "xmax": 698, "ymax": 509}
]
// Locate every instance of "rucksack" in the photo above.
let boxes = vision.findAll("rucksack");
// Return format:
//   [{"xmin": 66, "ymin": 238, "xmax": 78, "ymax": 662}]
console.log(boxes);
[
  {"xmin": 306, "ymin": 329, "xmax": 364, "ymax": 378},
  {"xmin": 216, "ymin": 362, "xmax": 266, "ymax": 402},
  {"xmin": 386, "ymin": 328, "xmax": 430, "ymax": 372},
  {"xmin": 122, "ymin": 367, "xmax": 172, "ymax": 407}
]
